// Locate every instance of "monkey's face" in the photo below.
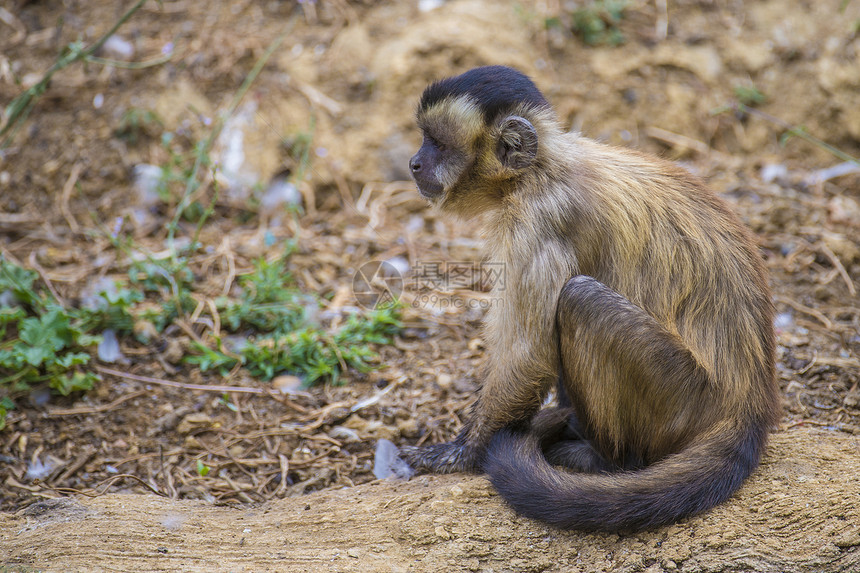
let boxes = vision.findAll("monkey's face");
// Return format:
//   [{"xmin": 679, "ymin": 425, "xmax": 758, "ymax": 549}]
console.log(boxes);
[
  {"xmin": 410, "ymin": 96, "xmax": 484, "ymax": 204},
  {"xmin": 409, "ymin": 134, "xmax": 458, "ymax": 201},
  {"xmin": 410, "ymin": 91, "xmax": 542, "ymax": 214}
]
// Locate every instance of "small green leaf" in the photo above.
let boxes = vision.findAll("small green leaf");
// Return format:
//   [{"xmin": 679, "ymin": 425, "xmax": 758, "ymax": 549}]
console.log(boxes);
[
  {"xmin": 0, "ymin": 306, "xmax": 26, "ymax": 323},
  {"xmin": 219, "ymin": 393, "xmax": 238, "ymax": 412},
  {"xmin": 0, "ymin": 258, "xmax": 41, "ymax": 306},
  {"xmin": 18, "ymin": 308, "xmax": 72, "ymax": 352},
  {"xmin": 49, "ymin": 371, "xmax": 98, "ymax": 396},
  {"xmin": 53, "ymin": 352, "xmax": 91, "ymax": 369},
  {"xmin": 0, "ymin": 396, "xmax": 14, "ymax": 430},
  {"xmin": 733, "ymin": 85, "xmax": 767, "ymax": 107},
  {"xmin": 19, "ymin": 345, "xmax": 53, "ymax": 368},
  {"xmin": 196, "ymin": 459, "xmax": 210, "ymax": 477}
]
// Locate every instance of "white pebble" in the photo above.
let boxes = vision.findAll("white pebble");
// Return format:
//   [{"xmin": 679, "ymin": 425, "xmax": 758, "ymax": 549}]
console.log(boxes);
[
  {"xmin": 97, "ymin": 329, "xmax": 125, "ymax": 363},
  {"xmin": 102, "ymin": 35, "xmax": 135, "ymax": 60},
  {"xmin": 373, "ymin": 439, "xmax": 414, "ymax": 480}
]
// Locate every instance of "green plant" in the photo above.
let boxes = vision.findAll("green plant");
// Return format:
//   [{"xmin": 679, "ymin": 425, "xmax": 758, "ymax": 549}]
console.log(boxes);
[
  {"xmin": 713, "ymin": 103, "xmax": 860, "ymax": 167},
  {"xmin": 281, "ymin": 120, "xmax": 316, "ymax": 184},
  {"xmin": 0, "ymin": 259, "xmax": 146, "ymax": 427},
  {"xmin": 569, "ymin": 0, "xmax": 628, "ymax": 46},
  {"xmin": 184, "ymin": 246, "xmax": 402, "ymax": 386},
  {"xmin": 217, "ymin": 244, "xmax": 302, "ymax": 332},
  {"xmin": 733, "ymin": 85, "xmax": 767, "ymax": 107},
  {"xmin": 0, "ymin": 19, "xmax": 400, "ymax": 432},
  {"xmin": 0, "ymin": 0, "xmax": 157, "ymax": 147},
  {"xmin": 115, "ymin": 108, "xmax": 163, "ymax": 143}
]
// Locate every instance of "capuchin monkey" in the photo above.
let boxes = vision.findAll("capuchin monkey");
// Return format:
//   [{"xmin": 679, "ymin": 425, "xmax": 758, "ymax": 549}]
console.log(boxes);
[{"xmin": 399, "ymin": 66, "xmax": 779, "ymax": 532}]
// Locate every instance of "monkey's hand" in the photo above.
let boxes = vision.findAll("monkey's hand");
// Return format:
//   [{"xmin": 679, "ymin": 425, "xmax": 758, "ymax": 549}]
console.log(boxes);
[{"xmin": 398, "ymin": 441, "xmax": 483, "ymax": 474}]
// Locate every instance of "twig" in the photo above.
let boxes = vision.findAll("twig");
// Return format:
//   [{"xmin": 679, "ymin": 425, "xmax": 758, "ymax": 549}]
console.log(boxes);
[
  {"xmin": 218, "ymin": 237, "xmax": 237, "ymax": 297},
  {"xmin": 775, "ymin": 296, "xmax": 833, "ymax": 330},
  {"xmin": 53, "ymin": 446, "xmax": 96, "ymax": 484},
  {"xmin": 60, "ymin": 162, "xmax": 83, "ymax": 233},
  {"xmin": 44, "ymin": 389, "xmax": 148, "ymax": 417},
  {"xmin": 276, "ymin": 454, "xmax": 289, "ymax": 497},
  {"xmin": 48, "ymin": 473, "xmax": 169, "ymax": 498},
  {"xmin": 84, "ymin": 52, "xmax": 173, "ymax": 70},
  {"xmin": 28, "ymin": 251, "xmax": 64, "ymax": 306},
  {"xmin": 818, "ymin": 242, "xmax": 857, "ymax": 296},
  {"xmin": 784, "ymin": 419, "xmax": 834, "ymax": 430},
  {"xmin": 294, "ymin": 81, "xmax": 343, "ymax": 116},
  {"xmin": 95, "ymin": 365, "xmax": 269, "ymax": 394},
  {"xmin": 644, "ymin": 126, "xmax": 725, "ymax": 159},
  {"xmin": 0, "ymin": 7, "xmax": 27, "ymax": 46}
]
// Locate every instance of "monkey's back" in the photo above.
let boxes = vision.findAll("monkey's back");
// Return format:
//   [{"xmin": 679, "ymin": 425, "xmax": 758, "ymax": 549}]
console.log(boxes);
[{"xmin": 535, "ymin": 135, "xmax": 778, "ymax": 430}]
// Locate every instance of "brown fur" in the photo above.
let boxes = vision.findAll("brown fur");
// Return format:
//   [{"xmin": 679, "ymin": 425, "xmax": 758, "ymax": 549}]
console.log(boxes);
[{"xmin": 401, "ymin": 67, "xmax": 779, "ymax": 531}]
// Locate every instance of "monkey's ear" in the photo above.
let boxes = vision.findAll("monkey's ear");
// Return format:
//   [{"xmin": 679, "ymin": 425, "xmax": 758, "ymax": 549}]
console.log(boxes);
[{"xmin": 496, "ymin": 116, "xmax": 538, "ymax": 170}]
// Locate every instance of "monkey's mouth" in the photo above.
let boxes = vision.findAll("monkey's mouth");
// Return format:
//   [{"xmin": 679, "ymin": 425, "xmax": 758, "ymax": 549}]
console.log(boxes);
[{"xmin": 412, "ymin": 176, "xmax": 444, "ymax": 201}]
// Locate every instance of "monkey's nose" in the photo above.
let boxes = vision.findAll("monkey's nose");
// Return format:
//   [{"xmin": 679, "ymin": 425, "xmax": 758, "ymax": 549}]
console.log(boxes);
[{"xmin": 409, "ymin": 156, "xmax": 421, "ymax": 173}]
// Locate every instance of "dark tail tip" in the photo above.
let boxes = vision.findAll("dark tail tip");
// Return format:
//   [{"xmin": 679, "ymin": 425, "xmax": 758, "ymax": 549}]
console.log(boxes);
[{"xmin": 484, "ymin": 422, "xmax": 769, "ymax": 532}]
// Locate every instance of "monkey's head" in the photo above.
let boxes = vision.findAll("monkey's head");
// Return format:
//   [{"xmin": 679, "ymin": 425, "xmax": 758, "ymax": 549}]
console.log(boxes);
[{"xmin": 409, "ymin": 66, "xmax": 555, "ymax": 213}]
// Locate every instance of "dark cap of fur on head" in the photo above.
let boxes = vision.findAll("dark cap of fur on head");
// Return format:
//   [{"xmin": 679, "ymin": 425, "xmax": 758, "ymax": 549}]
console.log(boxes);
[{"xmin": 418, "ymin": 66, "xmax": 551, "ymax": 122}]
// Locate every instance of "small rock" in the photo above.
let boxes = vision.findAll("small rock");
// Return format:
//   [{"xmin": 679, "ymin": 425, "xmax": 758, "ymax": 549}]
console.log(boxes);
[
  {"xmin": 260, "ymin": 177, "xmax": 302, "ymax": 209},
  {"xmin": 396, "ymin": 418, "xmax": 420, "ymax": 439},
  {"xmin": 101, "ymin": 35, "xmax": 135, "ymax": 60},
  {"xmin": 418, "ymin": 0, "xmax": 445, "ymax": 12},
  {"xmin": 80, "ymin": 278, "xmax": 118, "ymax": 310},
  {"xmin": 760, "ymin": 163, "xmax": 788, "ymax": 183},
  {"xmin": 272, "ymin": 375, "xmax": 304, "ymax": 394},
  {"xmin": 162, "ymin": 337, "xmax": 187, "ymax": 364},
  {"xmin": 133, "ymin": 319, "xmax": 159, "ymax": 344},
  {"xmin": 133, "ymin": 164, "xmax": 164, "ymax": 207},
  {"xmin": 384, "ymin": 255, "xmax": 410, "ymax": 277},
  {"xmin": 177, "ymin": 413, "xmax": 213, "ymax": 434},
  {"xmin": 828, "ymin": 195, "xmax": 860, "ymax": 227},
  {"xmin": 97, "ymin": 329, "xmax": 125, "ymax": 363},
  {"xmin": 436, "ymin": 373, "xmax": 453, "ymax": 389},
  {"xmin": 372, "ymin": 438, "xmax": 414, "ymax": 480},
  {"xmin": 149, "ymin": 406, "xmax": 192, "ymax": 436},
  {"xmin": 329, "ymin": 426, "xmax": 360, "ymax": 443},
  {"xmin": 822, "ymin": 232, "xmax": 860, "ymax": 264}
]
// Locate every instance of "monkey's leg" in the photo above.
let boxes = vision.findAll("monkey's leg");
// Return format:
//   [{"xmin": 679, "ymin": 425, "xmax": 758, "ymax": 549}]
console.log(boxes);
[
  {"xmin": 555, "ymin": 275, "xmax": 712, "ymax": 468},
  {"xmin": 530, "ymin": 406, "xmax": 582, "ymax": 445},
  {"xmin": 527, "ymin": 406, "xmax": 613, "ymax": 473}
]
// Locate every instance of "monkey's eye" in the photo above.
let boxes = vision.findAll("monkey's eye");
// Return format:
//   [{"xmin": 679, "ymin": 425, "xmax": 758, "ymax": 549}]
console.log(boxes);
[{"xmin": 426, "ymin": 135, "xmax": 446, "ymax": 152}]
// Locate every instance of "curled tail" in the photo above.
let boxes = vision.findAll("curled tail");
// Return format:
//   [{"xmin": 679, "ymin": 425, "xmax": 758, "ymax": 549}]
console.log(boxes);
[{"xmin": 483, "ymin": 422, "xmax": 769, "ymax": 532}]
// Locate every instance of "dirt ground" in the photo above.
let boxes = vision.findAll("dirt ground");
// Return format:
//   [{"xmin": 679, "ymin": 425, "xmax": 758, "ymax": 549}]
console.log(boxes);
[{"xmin": 1, "ymin": 0, "xmax": 859, "ymax": 571}]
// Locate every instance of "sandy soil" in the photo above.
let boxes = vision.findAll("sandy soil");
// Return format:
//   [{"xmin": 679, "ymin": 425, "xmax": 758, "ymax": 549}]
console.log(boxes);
[{"xmin": 1, "ymin": 0, "xmax": 859, "ymax": 571}]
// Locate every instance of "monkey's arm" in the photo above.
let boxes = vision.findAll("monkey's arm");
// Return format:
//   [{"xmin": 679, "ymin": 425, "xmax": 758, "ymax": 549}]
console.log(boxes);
[
  {"xmin": 401, "ymin": 263, "xmax": 563, "ymax": 473},
  {"xmin": 400, "ymin": 352, "xmax": 556, "ymax": 472}
]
